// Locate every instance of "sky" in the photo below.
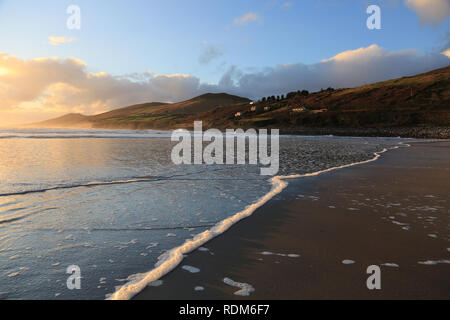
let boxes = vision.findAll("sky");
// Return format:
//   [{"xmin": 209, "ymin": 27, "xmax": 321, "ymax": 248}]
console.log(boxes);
[{"xmin": 0, "ymin": 0, "xmax": 449, "ymax": 125}]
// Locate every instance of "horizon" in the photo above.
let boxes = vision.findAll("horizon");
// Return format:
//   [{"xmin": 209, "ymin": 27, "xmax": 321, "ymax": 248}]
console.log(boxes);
[{"xmin": 0, "ymin": 0, "xmax": 449, "ymax": 126}]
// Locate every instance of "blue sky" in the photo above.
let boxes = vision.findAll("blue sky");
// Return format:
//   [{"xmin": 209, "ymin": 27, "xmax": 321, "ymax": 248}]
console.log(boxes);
[
  {"xmin": 0, "ymin": 0, "xmax": 449, "ymax": 124},
  {"xmin": 0, "ymin": 0, "xmax": 448, "ymax": 82}
]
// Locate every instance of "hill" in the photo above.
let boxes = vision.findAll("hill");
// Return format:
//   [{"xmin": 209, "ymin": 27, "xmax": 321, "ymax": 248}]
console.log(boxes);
[
  {"xmin": 28, "ymin": 67, "xmax": 449, "ymax": 137},
  {"xmin": 29, "ymin": 93, "xmax": 250, "ymax": 129},
  {"xmin": 32, "ymin": 113, "xmax": 93, "ymax": 128},
  {"xmin": 188, "ymin": 66, "xmax": 449, "ymax": 135},
  {"xmin": 91, "ymin": 102, "xmax": 168, "ymax": 120}
]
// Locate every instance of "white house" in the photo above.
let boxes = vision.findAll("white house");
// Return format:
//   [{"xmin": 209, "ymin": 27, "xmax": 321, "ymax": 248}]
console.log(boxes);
[{"xmin": 292, "ymin": 107, "xmax": 306, "ymax": 113}]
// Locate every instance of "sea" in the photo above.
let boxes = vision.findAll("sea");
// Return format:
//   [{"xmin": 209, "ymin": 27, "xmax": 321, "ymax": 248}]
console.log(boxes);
[{"xmin": 0, "ymin": 128, "xmax": 407, "ymax": 299}]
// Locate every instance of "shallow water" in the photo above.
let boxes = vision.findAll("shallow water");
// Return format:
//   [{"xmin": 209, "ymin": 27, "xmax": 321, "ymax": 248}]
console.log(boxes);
[{"xmin": 0, "ymin": 128, "xmax": 404, "ymax": 299}]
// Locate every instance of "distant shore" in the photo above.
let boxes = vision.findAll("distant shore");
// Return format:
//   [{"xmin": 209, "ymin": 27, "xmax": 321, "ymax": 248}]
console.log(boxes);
[
  {"xmin": 14, "ymin": 125, "xmax": 450, "ymax": 140},
  {"xmin": 278, "ymin": 126, "xmax": 450, "ymax": 139},
  {"xmin": 134, "ymin": 141, "xmax": 450, "ymax": 300}
]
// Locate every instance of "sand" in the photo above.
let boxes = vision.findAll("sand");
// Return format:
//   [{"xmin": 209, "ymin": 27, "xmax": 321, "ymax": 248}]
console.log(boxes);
[{"xmin": 134, "ymin": 141, "xmax": 450, "ymax": 300}]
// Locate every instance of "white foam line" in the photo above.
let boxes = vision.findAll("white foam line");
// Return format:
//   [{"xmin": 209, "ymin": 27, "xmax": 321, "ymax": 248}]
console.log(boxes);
[{"xmin": 107, "ymin": 144, "xmax": 401, "ymax": 300}]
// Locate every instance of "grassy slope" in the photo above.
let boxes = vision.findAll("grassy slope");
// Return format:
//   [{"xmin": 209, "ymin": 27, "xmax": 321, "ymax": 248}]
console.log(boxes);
[
  {"xmin": 192, "ymin": 66, "xmax": 450, "ymax": 130},
  {"xmin": 90, "ymin": 93, "xmax": 251, "ymax": 129},
  {"xmin": 30, "ymin": 66, "xmax": 449, "ymax": 130},
  {"xmin": 30, "ymin": 93, "xmax": 251, "ymax": 129}
]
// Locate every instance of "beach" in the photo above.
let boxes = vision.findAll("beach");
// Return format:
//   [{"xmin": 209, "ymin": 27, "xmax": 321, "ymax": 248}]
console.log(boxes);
[
  {"xmin": 1, "ymin": 130, "xmax": 404, "ymax": 300},
  {"xmin": 1, "ymin": 0, "xmax": 449, "ymax": 306},
  {"xmin": 134, "ymin": 141, "xmax": 450, "ymax": 300}
]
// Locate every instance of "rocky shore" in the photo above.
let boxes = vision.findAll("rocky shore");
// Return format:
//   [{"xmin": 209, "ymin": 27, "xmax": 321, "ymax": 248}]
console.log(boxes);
[{"xmin": 279, "ymin": 126, "xmax": 450, "ymax": 139}]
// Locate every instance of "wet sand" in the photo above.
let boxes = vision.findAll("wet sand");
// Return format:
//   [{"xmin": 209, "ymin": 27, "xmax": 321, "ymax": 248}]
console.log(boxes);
[{"xmin": 135, "ymin": 141, "xmax": 450, "ymax": 300}]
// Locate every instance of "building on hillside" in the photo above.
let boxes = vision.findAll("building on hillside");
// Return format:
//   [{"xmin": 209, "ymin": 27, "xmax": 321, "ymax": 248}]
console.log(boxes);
[
  {"xmin": 235, "ymin": 112, "xmax": 242, "ymax": 118},
  {"xmin": 292, "ymin": 107, "xmax": 306, "ymax": 113}
]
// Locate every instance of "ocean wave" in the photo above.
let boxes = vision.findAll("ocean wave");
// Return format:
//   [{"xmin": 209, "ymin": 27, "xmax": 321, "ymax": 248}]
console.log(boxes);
[
  {"xmin": 0, "ymin": 128, "xmax": 174, "ymax": 139},
  {"xmin": 0, "ymin": 207, "xmax": 57, "ymax": 225},
  {"xmin": 0, "ymin": 176, "xmax": 164, "ymax": 197},
  {"xmin": 22, "ymin": 224, "xmax": 217, "ymax": 232},
  {"xmin": 106, "ymin": 144, "xmax": 406, "ymax": 300},
  {"xmin": 0, "ymin": 169, "xmax": 228, "ymax": 198},
  {"xmin": 0, "ymin": 134, "xmax": 173, "ymax": 139}
]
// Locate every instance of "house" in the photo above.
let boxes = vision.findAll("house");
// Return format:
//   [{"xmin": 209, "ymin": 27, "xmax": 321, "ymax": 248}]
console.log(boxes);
[
  {"xmin": 292, "ymin": 107, "xmax": 306, "ymax": 113},
  {"xmin": 250, "ymin": 106, "xmax": 257, "ymax": 112},
  {"xmin": 249, "ymin": 101, "xmax": 254, "ymax": 105},
  {"xmin": 264, "ymin": 106, "xmax": 271, "ymax": 111},
  {"xmin": 235, "ymin": 112, "xmax": 242, "ymax": 118}
]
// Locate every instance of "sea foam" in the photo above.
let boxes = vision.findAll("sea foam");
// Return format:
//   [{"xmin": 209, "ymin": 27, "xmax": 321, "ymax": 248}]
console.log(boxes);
[
  {"xmin": 223, "ymin": 277, "xmax": 255, "ymax": 296},
  {"xmin": 107, "ymin": 146, "xmax": 393, "ymax": 300}
]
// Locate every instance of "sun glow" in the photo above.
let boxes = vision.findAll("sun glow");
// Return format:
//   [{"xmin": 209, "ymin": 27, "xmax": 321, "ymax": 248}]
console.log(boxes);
[{"xmin": 0, "ymin": 67, "xmax": 11, "ymax": 76}]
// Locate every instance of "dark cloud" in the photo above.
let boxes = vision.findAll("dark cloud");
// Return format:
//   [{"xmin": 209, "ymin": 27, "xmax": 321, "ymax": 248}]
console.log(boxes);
[{"xmin": 213, "ymin": 44, "xmax": 450, "ymax": 99}]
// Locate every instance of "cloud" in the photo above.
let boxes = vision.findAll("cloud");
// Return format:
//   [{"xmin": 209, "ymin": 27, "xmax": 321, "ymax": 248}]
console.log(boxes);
[
  {"xmin": 48, "ymin": 36, "xmax": 76, "ymax": 46},
  {"xmin": 0, "ymin": 52, "xmax": 203, "ymax": 125},
  {"xmin": 233, "ymin": 12, "xmax": 260, "ymax": 25},
  {"xmin": 282, "ymin": 2, "xmax": 293, "ymax": 8},
  {"xmin": 404, "ymin": 0, "xmax": 450, "ymax": 25},
  {"xmin": 0, "ymin": 44, "xmax": 448, "ymax": 125},
  {"xmin": 199, "ymin": 44, "xmax": 223, "ymax": 64},
  {"xmin": 213, "ymin": 44, "xmax": 450, "ymax": 99},
  {"xmin": 442, "ymin": 48, "xmax": 450, "ymax": 57}
]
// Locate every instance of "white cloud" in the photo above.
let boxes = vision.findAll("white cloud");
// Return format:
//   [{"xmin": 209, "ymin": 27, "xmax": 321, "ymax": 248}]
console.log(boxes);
[
  {"xmin": 48, "ymin": 36, "xmax": 76, "ymax": 46},
  {"xmin": 0, "ymin": 53, "xmax": 203, "ymax": 124},
  {"xmin": 213, "ymin": 44, "xmax": 449, "ymax": 98},
  {"xmin": 404, "ymin": 0, "xmax": 450, "ymax": 25},
  {"xmin": 234, "ymin": 12, "xmax": 260, "ymax": 25},
  {"xmin": 0, "ymin": 44, "xmax": 448, "ymax": 125}
]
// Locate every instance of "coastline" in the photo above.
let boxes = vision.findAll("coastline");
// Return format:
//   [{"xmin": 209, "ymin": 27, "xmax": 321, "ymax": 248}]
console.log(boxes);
[
  {"xmin": 9, "ymin": 126, "xmax": 450, "ymax": 140},
  {"xmin": 108, "ymin": 139, "xmax": 391, "ymax": 300},
  {"xmin": 277, "ymin": 126, "xmax": 450, "ymax": 139},
  {"xmin": 133, "ymin": 141, "xmax": 450, "ymax": 300}
]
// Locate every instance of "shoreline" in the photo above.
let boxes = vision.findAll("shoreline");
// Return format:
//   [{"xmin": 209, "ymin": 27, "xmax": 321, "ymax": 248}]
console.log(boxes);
[
  {"xmin": 277, "ymin": 126, "xmax": 450, "ymax": 139},
  {"xmin": 109, "ymin": 143, "xmax": 397, "ymax": 300},
  {"xmin": 7, "ymin": 126, "xmax": 450, "ymax": 140},
  {"xmin": 132, "ymin": 140, "xmax": 450, "ymax": 300}
]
